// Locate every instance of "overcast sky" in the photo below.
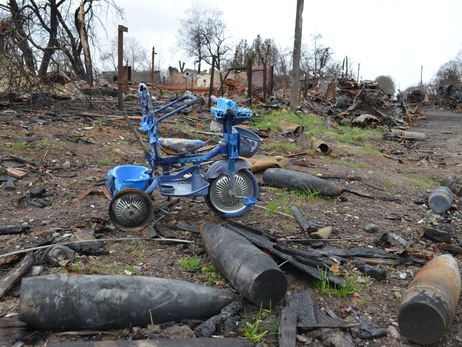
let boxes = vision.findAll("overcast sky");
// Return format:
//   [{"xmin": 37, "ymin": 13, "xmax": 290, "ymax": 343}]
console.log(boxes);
[{"xmin": 101, "ymin": 0, "xmax": 462, "ymax": 91}]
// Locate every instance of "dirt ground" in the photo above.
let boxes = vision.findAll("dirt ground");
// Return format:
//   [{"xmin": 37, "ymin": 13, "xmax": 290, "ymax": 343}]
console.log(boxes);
[{"xmin": 0, "ymin": 94, "xmax": 461, "ymax": 347}]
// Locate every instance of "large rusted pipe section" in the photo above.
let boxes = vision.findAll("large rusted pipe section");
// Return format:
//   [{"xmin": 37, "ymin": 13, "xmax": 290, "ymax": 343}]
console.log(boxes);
[
  {"xmin": 263, "ymin": 168, "xmax": 343, "ymax": 196},
  {"xmin": 19, "ymin": 275, "xmax": 239, "ymax": 331},
  {"xmin": 201, "ymin": 224, "xmax": 287, "ymax": 308},
  {"xmin": 398, "ymin": 254, "xmax": 461, "ymax": 345}
]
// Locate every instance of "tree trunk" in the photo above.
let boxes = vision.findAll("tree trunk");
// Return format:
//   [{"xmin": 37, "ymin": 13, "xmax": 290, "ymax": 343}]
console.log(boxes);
[
  {"xmin": 37, "ymin": 0, "xmax": 59, "ymax": 81},
  {"xmin": 8, "ymin": 0, "xmax": 36, "ymax": 73},
  {"xmin": 290, "ymin": 0, "xmax": 304, "ymax": 111},
  {"xmin": 78, "ymin": 1, "xmax": 93, "ymax": 85}
]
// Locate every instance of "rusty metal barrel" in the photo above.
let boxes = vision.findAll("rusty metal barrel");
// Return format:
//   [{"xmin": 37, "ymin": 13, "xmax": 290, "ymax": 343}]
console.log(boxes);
[
  {"xmin": 201, "ymin": 224, "xmax": 287, "ymax": 308},
  {"xmin": 19, "ymin": 275, "xmax": 239, "ymax": 331},
  {"xmin": 398, "ymin": 254, "xmax": 461, "ymax": 345},
  {"xmin": 263, "ymin": 168, "xmax": 343, "ymax": 196}
]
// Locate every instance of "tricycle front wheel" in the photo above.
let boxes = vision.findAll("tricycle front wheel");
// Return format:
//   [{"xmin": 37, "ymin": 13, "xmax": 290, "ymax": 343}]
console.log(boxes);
[{"xmin": 205, "ymin": 169, "xmax": 258, "ymax": 217}]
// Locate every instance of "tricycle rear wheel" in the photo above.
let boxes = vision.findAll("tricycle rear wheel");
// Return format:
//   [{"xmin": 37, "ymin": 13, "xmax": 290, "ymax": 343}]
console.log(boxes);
[{"xmin": 205, "ymin": 169, "xmax": 258, "ymax": 217}]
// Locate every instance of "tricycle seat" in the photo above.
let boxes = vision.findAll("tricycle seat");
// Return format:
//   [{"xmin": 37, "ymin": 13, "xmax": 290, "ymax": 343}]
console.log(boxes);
[{"xmin": 157, "ymin": 138, "xmax": 204, "ymax": 155}]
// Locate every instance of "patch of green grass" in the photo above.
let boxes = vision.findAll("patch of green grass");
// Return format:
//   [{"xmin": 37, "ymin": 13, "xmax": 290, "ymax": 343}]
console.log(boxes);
[
  {"xmin": 201, "ymin": 265, "xmax": 224, "ymax": 283},
  {"xmin": 124, "ymin": 241, "xmax": 147, "ymax": 261},
  {"xmin": 267, "ymin": 200, "xmax": 278, "ymax": 212},
  {"xmin": 313, "ymin": 268, "xmax": 360, "ymax": 297},
  {"xmin": 179, "ymin": 256, "xmax": 201, "ymax": 271},
  {"xmin": 242, "ymin": 305, "xmax": 278, "ymax": 344},
  {"xmin": 251, "ymin": 110, "xmax": 324, "ymax": 135},
  {"xmin": 71, "ymin": 263, "xmax": 82, "ymax": 271},
  {"xmin": 333, "ymin": 126, "xmax": 381, "ymax": 144},
  {"xmin": 411, "ymin": 174, "xmax": 440, "ymax": 188},
  {"xmin": 11, "ymin": 141, "xmax": 30, "ymax": 150},
  {"xmin": 123, "ymin": 265, "xmax": 137, "ymax": 274},
  {"xmin": 40, "ymin": 139, "xmax": 50, "ymax": 147},
  {"xmin": 88, "ymin": 260, "xmax": 118, "ymax": 274},
  {"xmin": 360, "ymin": 144, "xmax": 382, "ymax": 155},
  {"xmin": 303, "ymin": 186, "xmax": 321, "ymax": 200},
  {"xmin": 378, "ymin": 177, "xmax": 395, "ymax": 191},
  {"xmin": 262, "ymin": 140, "xmax": 299, "ymax": 153},
  {"xmin": 99, "ymin": 157, "xmax": 114, "ymax": 165},
  {"xmin": 264, "ymin": 186, "xmax": 318, "ymax": 215}
]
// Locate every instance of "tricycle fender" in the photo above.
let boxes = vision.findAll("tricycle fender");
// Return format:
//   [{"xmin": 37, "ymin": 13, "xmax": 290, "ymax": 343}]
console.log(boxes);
[{"xmin": 205, "ymin": 159, "xmax": 252, "ymax": 180}]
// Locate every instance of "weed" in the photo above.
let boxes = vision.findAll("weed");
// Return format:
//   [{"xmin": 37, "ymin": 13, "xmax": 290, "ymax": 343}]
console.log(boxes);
[
  {"xmin": 242, "ymin": 305, "xmax": 279, "ymax": 344},
  {"xmin": 71, "ymin": 263, "xmax": 82, "ymax": 271},
  {"xmin": 267, "ymin": 200, "xmax": 278, "ymax": 212},
  {"xmin": 88, "ymin": 260, "xmax": 118, "ymax": 274},
  {"xmin": 179, "ymin": 255, "xmax": 201, "ymax": 271},
  {"xmin": 201, "ymin": 265, "xmax": 224, "ymax": 283},
  {"xmin": 313, "ymin": 268, "xmax": 359, "ymax": 297},
  {"xmin": 303, "ymin": 186, "xmax": 321, "ymax": 200},
  {"xmin": 40, "ymin": 139, "xmax": 50, "ymax": 147},
  {"xmin": 360, "ymin": 144, "xmax": 381, "ymax": 155},
  {"xmin": 411, "ymin": 174, "xmax": 440, "ymax": 187},
  {"xmin": 242, "ymin": 308, "xmax": 269, "ymax": 343},
  {"xmin": 251, "ymin": 110, "xmax": 324, "ymax": 135},
  {"xmin": 11, "ymin": 141, "xmax": 30, "ymax": 150},
  {"xmin": 333, "ymin": 126, "xmax": 381, "ymax": 144},
  {"xmin": 124, "ymin": 265, "xmax": 137, "ymax": 274},
  {"xmin": 262, "ymin": 140, "xmax": 299, "ymax": 153},
  {"xmin": 99, "ymin": 157, "xmax": 114, "ymax": 165},
  {"xmin": 61, "ymin": 123, "xmax": 68, "ymax": 128},
  {"xmin": 124, "ymin": 241, "xmax": 146, "ymax": 261}
]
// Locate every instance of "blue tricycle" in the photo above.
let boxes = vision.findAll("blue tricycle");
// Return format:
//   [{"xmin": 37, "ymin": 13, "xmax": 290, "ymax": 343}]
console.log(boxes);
[{"xmin": 106, "ymin": 83, "xmax": 261, "ymax": 231}]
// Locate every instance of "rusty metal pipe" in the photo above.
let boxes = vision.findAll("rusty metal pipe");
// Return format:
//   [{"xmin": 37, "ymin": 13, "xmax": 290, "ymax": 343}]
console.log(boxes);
[
  {"xmin": 201, "ymin": 224, "xmax": 287, "ymax": 308},
  {"xmin": 19, "ymin": 275, "xmax": 239, "ymax": 331},
  {"xmin": 398, "ymin": 254, "xmax": 461, "ymax": 345},
  {"xmin": 263, "ymin": 168, "xmax": 343, "ymax": 196}
]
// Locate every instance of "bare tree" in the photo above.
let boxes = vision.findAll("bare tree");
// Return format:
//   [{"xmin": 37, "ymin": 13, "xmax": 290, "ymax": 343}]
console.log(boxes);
[
  {"xmin": 0, "ymin": 0, "xmax": 123, "ymax": 84},
  {"xmin": 290, "ymin": 0, "xmax": 304, "ymax": 111},
  {"xmin": 375, "ymin": 75, "xmax": 396, "ymax": 95},
  {"xmin": 434, "ymin": 59, "xmax": 462, "ymax": 88},
  {"xmin": 176, "ymin": 0, "xmax": 231, "ymax": 72},
  {"xmin": 300, "ymin": 34, "xmax": 334, "ymax": 78}
]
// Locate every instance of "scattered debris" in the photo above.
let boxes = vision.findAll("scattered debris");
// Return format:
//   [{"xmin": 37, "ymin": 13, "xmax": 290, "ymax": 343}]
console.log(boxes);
[
  {"xmin": 0, "ymin": 253, "xmax": 33, "ymax": 299},
  {"xmin": 194, "ymin": 300, "xmax": 244, "ymax": 337},
  {"xmin": 0, "ymin": 225, "xmax": 30, "ymax": 235},
  {"xmin": 47, "ymin": 245, "xmax": 76, "ymax": 267}
]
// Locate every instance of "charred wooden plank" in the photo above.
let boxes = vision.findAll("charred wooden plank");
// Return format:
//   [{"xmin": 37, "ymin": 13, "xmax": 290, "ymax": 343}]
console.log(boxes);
[
  {"xmin": 279, "ymin": 295, "xmax": 298, "ymax": 347},
  {"xmin": 0, "ymin": 225, "xmax": 30, "ymax": 235},
  {"xmin": 0, "ymin": 253, "xmax": 34, "ymax": 298},
  {"xmin": 422, "ymin": 228, "xmax": 452, "ymax": 243},
  {"xmin": 290, "ymin": 206, "xmax": 317, "ymax": 232},
  {"xmin": 223, "ymin": 223, "xmax": 346, "ymax": 286}
]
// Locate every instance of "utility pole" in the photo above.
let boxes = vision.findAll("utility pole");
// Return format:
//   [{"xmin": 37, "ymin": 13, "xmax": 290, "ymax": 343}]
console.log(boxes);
[
  {"xmin": 290, "ymin": 0, "xmax": 304, "ymax": 111},
  {"xmin": 357, "ymin": 63, "xmax": 360, "ymax": 83},
  {"xmin": 420, "ymin": 65, "xmax": 423, "ymax": 90},
  {"xmin": 118, "ymin": 25, "xmax": 128, "ymax": 111},
  {"xmin": 151, "ymin": 47, "xmax": 157, "ymax": 85}
]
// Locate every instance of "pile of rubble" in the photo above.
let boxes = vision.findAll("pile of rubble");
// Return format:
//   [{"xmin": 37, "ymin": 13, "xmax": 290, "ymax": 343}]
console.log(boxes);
[{"xmin": 297, "ymin": 79, "xmax": 420, "ymax": 128}]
